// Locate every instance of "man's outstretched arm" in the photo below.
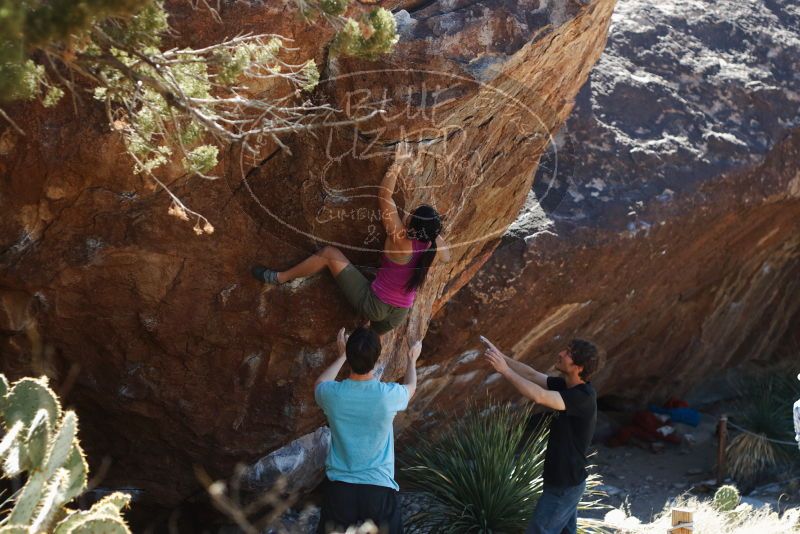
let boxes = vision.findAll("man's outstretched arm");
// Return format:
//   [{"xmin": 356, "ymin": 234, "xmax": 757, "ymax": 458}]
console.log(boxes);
[
  {"xmin": 503, "ymin": 355, "xmax": 549, "ymax": 387},
  {"xmin": 315, "ymin": 328, "xmax": 348, "ymax": 389},
  {"xmin": 484, "ymin": 346, "xmax": 565, "ymax": 411},
  {"xmin": 481, "ymin": 336, "xmax": 549, "ymax": 387},
  {"xmin": 404, "ymin": 340, "xmax": 423, "ymax": 399}
]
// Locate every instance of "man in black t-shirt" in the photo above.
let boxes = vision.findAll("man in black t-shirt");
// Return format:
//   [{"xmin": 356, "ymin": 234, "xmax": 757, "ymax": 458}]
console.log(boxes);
[{"xmin": 483, "ymin": 337, "xmax": 600, "ymax": 534}]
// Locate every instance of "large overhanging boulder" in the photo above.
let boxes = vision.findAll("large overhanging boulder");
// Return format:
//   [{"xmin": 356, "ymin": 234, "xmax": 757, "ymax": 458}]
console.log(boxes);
[
  {"xmin": 0, "ymin": 0, "xmax": 616, "ymax": 503},
  {"xmin": 423, "ymin": 0, "xmax": 800, "ymax": 414}
]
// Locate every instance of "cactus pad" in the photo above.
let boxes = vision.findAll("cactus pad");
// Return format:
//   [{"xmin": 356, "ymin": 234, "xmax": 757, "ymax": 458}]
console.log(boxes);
[
  {"xmin": 62, "ymin": 443, "xmax": 89, "ymax": 503},
  {"xmin": 57, "ymin": 515, "xmax": 130, "ymax": 534},
  {"xmin": 0, "ymin": 373, "xmax": 9, "ymax": 403},
  {"xmin": 0, "ymin": 375, "xmax": 131, "ymax": 531},
  {"xmin": 25, "ymin": 409, "xmax": 51, "ymax": 468},
  {"xmin": 92, "ymin": 492, "xmax": 131, "ymax": 516},
  {"xmin": 713, "ymin": 484, "xmax": 741, "ymax": 512},
  {"xmin": 3, "ymin": 377, "xmax": 61, "ymax": 428}
]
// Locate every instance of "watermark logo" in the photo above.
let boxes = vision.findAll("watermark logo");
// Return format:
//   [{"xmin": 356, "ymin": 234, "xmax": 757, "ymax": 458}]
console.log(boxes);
[{"xmin": 242, "ymin": 68, "xmax": 574, "ymax": 253}]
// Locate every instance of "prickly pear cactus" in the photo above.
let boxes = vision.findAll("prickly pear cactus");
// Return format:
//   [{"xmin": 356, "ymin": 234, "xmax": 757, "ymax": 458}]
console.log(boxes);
[
  {"xmin": 713, "ymin": 484, "xmax": 741, "ymax": 512},
  {"xmin": 0, "ymin": 374, "xmax": 132, "ymax": 533}
]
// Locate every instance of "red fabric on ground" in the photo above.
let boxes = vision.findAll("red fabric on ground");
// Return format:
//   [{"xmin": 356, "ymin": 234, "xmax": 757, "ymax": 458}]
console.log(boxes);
[
  {"xmin": 607, "ymin": 410, "xmax": 682, "ymax": 447},
  {"xmin": 664, "ymin": 398, "xmax": 689, "ymax": 409}
]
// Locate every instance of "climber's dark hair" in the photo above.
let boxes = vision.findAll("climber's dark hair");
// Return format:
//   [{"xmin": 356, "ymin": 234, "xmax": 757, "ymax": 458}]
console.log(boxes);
[
  {"xmin": 346, "ymin": 326, "xmax": 382, "ymax": 374},
  {"xmin": 405, "ymin": 204, "xmax": 442, "ymax": 292},
  {"xmin": 568, "ymin": 339, "xmax": 601, "ymax": 381}
]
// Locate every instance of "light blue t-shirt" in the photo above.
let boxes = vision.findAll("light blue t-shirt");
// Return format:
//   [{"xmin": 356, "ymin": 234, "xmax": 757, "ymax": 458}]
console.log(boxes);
[{"xmin": 315, "ymin": 379, "xmax": 410, "ymax": 490}]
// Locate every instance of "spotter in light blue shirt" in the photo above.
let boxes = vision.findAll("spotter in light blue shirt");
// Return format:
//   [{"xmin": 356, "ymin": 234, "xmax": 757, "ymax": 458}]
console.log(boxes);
[{"xmin": 315, "ymin": 379, "xmax": 410, "ymax": 490}]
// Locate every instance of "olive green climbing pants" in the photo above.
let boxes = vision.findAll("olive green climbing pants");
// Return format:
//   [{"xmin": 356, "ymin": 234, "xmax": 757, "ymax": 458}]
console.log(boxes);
[{"xmin": 335, "ymin": 264, "xmax": 409, "ymax": 335}]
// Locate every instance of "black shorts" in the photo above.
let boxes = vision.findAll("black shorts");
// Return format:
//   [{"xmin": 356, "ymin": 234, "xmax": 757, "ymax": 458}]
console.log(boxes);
[{"xmin": 317, "ymin": 478, "xmax": 403, "ymax": 534}]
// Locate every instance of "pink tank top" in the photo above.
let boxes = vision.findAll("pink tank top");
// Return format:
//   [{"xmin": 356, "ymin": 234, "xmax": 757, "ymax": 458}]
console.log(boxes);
[{"xmin": 371, "ymin": 239, "xmax": 430, "ymax": 308}]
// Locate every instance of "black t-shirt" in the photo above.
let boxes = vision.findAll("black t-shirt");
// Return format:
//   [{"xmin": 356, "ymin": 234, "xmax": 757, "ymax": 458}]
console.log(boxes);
[{"xmin": 542, "ymin": 376, "xmax": 597, "ymax": 487}]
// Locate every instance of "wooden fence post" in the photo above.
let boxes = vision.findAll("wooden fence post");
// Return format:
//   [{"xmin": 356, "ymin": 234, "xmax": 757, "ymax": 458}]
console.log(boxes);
[
  {"xmin": 717, "ymin": 414, "xmax": 728, "ymax": 485},
  {"xmin": 669, "ymin": 508, "xmax": 693, "ymax": 534}
]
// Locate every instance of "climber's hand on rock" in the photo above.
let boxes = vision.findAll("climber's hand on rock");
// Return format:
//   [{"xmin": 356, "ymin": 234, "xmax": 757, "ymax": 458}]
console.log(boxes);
[
  {"xmin": 409, "ymin": 341, "xmax": 423, "ymax": 363},
  {"xmin": 337, "ymin": 327, "xmax": 348, "ymax": 357},
  {"xmin": 394, "ymin": 141, "xmax": 423, "ymax": 177},
  {"xmin": 484, "ymin": 346, "xmax": 509, "ymax": 375},
  {"xmin": 394, "ymin": 140, "xmax": 413, "ymax": 164}
]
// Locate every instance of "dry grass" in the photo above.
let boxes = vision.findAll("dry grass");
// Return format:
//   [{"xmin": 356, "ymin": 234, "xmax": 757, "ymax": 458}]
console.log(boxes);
[
  {"xmin": 601, "ymin": 497, "xmax": 800, "ymax": 533},
  {"xmin": 727, "ymin": 433, "xmax": 786, "ymax": 488}
]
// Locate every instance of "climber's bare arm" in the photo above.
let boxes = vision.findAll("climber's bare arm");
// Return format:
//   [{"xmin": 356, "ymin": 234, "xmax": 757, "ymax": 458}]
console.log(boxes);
[
  {"xmin": 436, "ymin": 235, "xmax": 451, "ymax": 263},
  {"xmin": 379, "ymin": 142, "xmax": 418, "ymax": 251},
  {"xmin": 315, "ymin": 328, "xmax": 348, "ymax": 389},
  {"xmin": 379, "ymin": 161, "xmax": 406, "ymax": 247}
]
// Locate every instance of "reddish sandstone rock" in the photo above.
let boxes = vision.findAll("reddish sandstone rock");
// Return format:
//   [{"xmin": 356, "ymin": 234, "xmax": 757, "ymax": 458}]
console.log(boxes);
[{"xmin": 0, "ymin": 0, "xmax": 615, "ymax": 502}]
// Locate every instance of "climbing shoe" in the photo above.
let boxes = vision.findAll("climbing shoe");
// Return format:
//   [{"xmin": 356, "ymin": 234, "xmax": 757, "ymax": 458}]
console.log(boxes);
[{"xmin": 251, "ymin": 265, "xmax": 280, "ymax": 284}]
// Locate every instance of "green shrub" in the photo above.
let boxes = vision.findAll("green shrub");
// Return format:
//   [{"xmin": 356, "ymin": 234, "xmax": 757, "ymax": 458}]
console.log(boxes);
[
  {"xmin": 0, "ymin": 0, "xmax": 399, "ymax": 234},
  {"xmin": 400, "ymin": 403, "xmax": 609, "ymax": 533},
  {"xmin": 0, "ymin": 374, "xmax": 132, "ymax": 532},
  {"xmin": 331, "ymin": 7, "xmax": 399, "ymax": 59},
  {"xmin": 0, "ymin": 0, "xmax": 144, "ymax": 102}
]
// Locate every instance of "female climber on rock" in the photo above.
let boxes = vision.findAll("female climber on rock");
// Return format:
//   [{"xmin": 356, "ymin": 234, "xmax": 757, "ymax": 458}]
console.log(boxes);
[{"xmin": 251, "ymin": 143, "xmax": 450, "ymax": 335}]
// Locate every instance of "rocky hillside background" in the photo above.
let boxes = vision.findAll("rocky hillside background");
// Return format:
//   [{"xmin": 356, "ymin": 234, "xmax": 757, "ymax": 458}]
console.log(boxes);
[{"xmin": 422, "ymin": 0, "xmax": 800, "ymax": 416}]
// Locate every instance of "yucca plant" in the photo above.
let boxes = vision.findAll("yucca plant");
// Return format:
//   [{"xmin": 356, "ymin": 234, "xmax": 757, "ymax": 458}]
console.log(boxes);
[
  {"xmin": 400, "ymin": 403, "xmax": 609, "ymax": 533},
  {"xmin": 726, "ymin": 373, "xmax": 800, "ymax": 487}
]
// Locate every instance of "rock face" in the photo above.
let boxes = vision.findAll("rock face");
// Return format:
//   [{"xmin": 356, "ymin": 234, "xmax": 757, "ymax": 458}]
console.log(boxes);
[
  {"xmin": 422, "ymin": 0, "xmax": 800, "ymax": 413},
  {"xmin": 0, "ymin": 0, "xmax": 615, "ymax": 502}
]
